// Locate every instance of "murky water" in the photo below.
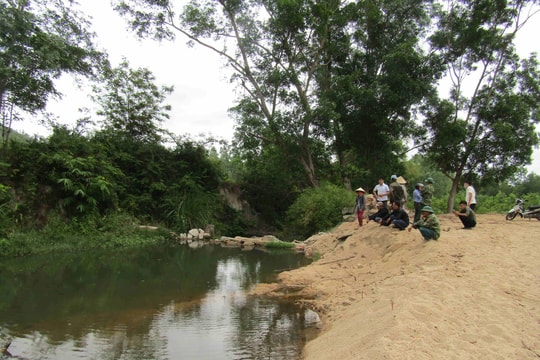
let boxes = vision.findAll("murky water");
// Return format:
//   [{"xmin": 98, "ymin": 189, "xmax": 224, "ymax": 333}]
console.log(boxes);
[{"xmin": 0, "ymin": 244, "xmax": 318, "ymax": 359}]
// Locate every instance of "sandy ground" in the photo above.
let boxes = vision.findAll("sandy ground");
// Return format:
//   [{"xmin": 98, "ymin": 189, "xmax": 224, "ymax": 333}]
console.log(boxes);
[{"xmin": 252, "ymin": 213, "xmax": 540, "ymax": 359}]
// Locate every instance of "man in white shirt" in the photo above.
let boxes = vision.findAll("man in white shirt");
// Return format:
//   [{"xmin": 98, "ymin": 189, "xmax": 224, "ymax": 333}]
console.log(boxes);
[
  {"xmin": 373, "ymin": 177, "xmax": 390, "ymax": 208},
  {"xmin": 464, "ymin": 181, "xmax": 477, "ymax": 211}
]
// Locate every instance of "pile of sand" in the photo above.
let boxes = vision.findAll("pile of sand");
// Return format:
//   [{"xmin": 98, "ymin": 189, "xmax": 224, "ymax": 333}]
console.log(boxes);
[{"xmin": 253, "ymin": 214, "xmax": 540, "ymax": 359}]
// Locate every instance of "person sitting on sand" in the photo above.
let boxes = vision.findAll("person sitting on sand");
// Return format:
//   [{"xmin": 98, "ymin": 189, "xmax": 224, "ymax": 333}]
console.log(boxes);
[
  {"xmin": 367, "ymin": 202, "xmax": 389, "ymax": 224},
  {"xmin": 408, "ymin": 206, "xmax": 441, "ymax": 241},
  {"xmin": 382, "ymin": 202, "xmax": 410, "ymax": 230},
  {"xmin": 453, "ymin": 200, "xmax": 476, "ymax": 229}
]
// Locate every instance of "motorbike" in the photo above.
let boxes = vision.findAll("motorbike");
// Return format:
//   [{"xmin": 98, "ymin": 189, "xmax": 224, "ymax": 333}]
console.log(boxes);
[{"xmin": 506, "ymin": 198, "xmax": 540, "ymax": 221}]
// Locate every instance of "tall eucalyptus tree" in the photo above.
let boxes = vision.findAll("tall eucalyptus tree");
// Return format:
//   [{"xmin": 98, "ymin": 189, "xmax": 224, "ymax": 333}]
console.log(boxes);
[
  {"xmin": 321, "ymin": 0, "xmax": 443, "ymax": 188},
  {"xmin": 114, "ymin": 0, "xmax": 443, "ymax": 191},
  {"xmin": 115, "ymin": 0, "xmax": 346, "ymax": 187},
  {"xmin": 423, "ymin": 0, "xmax": 540, "ymax": 211}
]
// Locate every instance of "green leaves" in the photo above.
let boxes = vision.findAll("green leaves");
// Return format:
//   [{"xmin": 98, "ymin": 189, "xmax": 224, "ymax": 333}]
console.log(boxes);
[
  {"xmin": 286, "ymin": 182, "xmax": 354, "ymax": 239},
  {"xmin": 92, "ymin": 59, "xmax": 173, "ymax": 143},
  {"xmin": 419, "ymin": 0, "xmax": 540, "ymax": 211},
  {"xmin": 52, "ymin": 152, "xmax": 117, "ymax": 214},
  {"xmin": 114, "ymin": 0, "xmax": 176, "ymax": 41},
  {"xmin": 0, "ymin": 0, "xmax": 104, "ymax": 114}
]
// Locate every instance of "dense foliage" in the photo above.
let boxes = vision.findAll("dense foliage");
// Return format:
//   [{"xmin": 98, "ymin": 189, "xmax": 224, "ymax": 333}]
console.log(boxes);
[
  {"xmin": 1, "ymin": 0, "xmax": 540, "ymax": 258},
  {"xmin": 285, "ymin": 183, "xmax": 355, "ymax": 239}
]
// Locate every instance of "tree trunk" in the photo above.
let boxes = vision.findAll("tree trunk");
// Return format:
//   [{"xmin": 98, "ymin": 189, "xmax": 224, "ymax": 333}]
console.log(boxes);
[
  {"xmin": 446, "ymin": 174, "xmax": 462, "ymax": 213},
  {"xmin": 301, "ymin": 146, "xmax": 319, "ymax": 188}
]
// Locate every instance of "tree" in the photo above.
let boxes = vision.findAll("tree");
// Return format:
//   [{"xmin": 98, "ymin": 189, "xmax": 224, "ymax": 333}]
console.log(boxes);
[
  {"xmin": 114, "ymin": 0, "xmax": 444, "ymax": 192},
  {"xmin": 323, "ymin": 0, "xmax": 443, "ymax": 188},
  {"xmin": 0, "ymin": 0, "xmax": 106, "ymax": 147},
  {"xmin": 422, "ymin": 0, "xmax": 540, "ymax": 212},
  {"xmin": 92, "ymin": 59, "xmax": 173, "ymax": 143},
  {"xmin": 115, "ymin": 0, "xmax": 338, "ymax": 187}
]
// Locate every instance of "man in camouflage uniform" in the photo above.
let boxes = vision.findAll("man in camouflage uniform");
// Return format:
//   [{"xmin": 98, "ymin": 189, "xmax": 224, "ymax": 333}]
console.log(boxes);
[
  {"xmin": 421, "ymin": 177, "xmax": 435, "ymax": 206},
  {"xmin": 389, "ymin": 174, "xmax": 405, "ymax": 207},
  {"xmin": 408, "ymin": 205, "xmax": 441, "ymax": 241}
]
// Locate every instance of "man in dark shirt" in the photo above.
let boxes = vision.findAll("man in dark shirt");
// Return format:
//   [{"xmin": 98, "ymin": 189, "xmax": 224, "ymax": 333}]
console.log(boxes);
[
  {"xmin": 453, "ymin": 200, "xmax": 477, "ymax": 229},
  {"xmin": 367, "ymin": 202, "xmax": 389, "ymax": 224},
  {"xmin": 382, "ymin": 202, "xmax": 410, "ymax": 230}
]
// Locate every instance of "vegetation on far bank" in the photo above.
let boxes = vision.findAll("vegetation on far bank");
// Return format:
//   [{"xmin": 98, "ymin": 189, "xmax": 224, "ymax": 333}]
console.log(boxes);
[{"xmin": 1, "ymin": 1, "xmax": 540, "ymax": 258}]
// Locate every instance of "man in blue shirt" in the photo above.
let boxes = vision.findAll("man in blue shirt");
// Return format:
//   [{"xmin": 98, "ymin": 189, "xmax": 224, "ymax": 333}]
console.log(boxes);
[{"xmin": 413, "ymin": 183, "xmax": 423, "ymax": 222}]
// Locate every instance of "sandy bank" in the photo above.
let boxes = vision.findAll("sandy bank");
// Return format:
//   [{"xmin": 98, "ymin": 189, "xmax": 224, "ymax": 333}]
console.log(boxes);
[{"xmin": 252, "ymin": 214, "xmax": 540, "ymax": 359}]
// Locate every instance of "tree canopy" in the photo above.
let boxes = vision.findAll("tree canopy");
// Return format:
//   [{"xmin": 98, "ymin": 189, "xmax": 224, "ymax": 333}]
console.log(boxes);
[
  {"xmin": 92, "ymin": 59, "xmax": 174, "ymax": 143},
  {"xmin": 422, "ymin": 0, "xmax": 540, "ymax": 211},
  {"xmin": 114, "ymin": 0, "xmax": 447, "ymax": 193},
  {"xmin": 0, "ymin": 0, "xmax": 106, "ymax": 146}
]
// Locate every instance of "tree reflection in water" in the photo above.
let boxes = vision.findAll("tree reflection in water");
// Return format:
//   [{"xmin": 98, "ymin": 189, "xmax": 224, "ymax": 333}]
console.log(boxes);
[{"xmin": 0, "ymin": 246, "xmax": 318, "ymax": 359}]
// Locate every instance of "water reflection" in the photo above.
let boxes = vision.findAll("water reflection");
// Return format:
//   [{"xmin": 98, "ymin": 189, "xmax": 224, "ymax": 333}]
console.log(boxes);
[{"xmin": 0, "ymin": 246, "xmax": 317, "ymax": 359}]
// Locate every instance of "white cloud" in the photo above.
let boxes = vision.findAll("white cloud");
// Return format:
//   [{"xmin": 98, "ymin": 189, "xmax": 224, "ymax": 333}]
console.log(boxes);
[{"xmin": 14, "ymin": 0, "xmax": 236, "ymax": 141}]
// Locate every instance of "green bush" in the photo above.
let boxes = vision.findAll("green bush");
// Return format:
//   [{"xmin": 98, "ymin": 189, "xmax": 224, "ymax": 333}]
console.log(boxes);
[
  {"xmin": 428, "ymin": 192, "xmax": 540, "ymax": 214},
  {"xmin": 285, "ymin": 182, "xmax": 355, "ymax": 239},
  {"xmin": 0, "ymin": 211, "xmax": 171, "ymax": 258},
  {"xmin": 476, "ymin": 192, "xmax": 516, "ymax": 213}
]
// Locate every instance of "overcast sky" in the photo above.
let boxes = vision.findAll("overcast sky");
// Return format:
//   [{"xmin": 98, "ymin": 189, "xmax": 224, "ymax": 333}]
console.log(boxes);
[{"xmin": 12, "ymin": 0, "xmax": 540, "ymax": 173}]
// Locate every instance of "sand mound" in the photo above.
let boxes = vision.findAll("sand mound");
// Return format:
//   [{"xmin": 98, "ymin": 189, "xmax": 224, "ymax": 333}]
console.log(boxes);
[{"xmin": 256, "ymin": 214, "xmax": 540, "ymax": 359}]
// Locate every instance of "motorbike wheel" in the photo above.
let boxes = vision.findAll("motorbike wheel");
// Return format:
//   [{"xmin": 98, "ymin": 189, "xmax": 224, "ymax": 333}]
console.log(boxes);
[{"xmin": 505, "ymin": 212, "xmax": 517, "ymax": 221}]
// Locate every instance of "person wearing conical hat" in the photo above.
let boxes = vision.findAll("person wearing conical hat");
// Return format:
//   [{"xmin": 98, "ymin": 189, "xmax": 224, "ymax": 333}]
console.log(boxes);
[
  {"xmin": 354, "ymin": 187, "xmax": 366, "ymax": 227},
  {"xmin": 408, "ymin": 205, "xmax": 441, "ymax": 241}
]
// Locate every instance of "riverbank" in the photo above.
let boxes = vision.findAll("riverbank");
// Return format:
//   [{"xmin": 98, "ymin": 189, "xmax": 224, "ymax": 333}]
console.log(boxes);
[{"xmin": 252, "ymin": 213, "xmax": 540, "ymax": 359}]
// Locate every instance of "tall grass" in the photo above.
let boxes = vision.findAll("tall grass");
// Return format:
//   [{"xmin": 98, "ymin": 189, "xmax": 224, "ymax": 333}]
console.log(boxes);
[{"xmin": 0, "ymin": 211, "xmax": 172, "ymax": 258}]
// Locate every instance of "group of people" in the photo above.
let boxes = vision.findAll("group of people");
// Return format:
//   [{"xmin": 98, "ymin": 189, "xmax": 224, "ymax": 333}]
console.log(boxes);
[{"xmin": 354, "ymin": 176, "xmax": 478, "ymax": 241}]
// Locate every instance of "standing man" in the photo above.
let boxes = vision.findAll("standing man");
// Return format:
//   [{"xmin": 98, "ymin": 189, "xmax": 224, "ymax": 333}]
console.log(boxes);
[
  {"xmin": 389, "ymin": 174, "xmax": 405, "ymax": 207},
  {"xmin": 413, "ymin": 183, "xmax": 423, "ymax": 222},
  {"xmin": 397, "ymin": 176, "xmax": 409, "ymax": 208},
  {"xmin": 421, "ymin": 177, "xmax": 435, "ymax": 207},
  {"xmin": 354, "ymin": 187, "xmax": 366, "ymax": 227},
  {"xmin": 373, "ymin": 177, "xmax": 390, "ymax": 209},
  {"xmin": 464, "ymin": 181, "xmax": 477, "ymax": 211},
  {"xmin": 453, "ymin": 200, "xmax": 477, "ymax": 229}
]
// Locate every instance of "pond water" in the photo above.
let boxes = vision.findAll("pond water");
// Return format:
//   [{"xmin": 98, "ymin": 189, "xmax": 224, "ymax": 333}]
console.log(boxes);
[{"xmin": 0, "ymin": 244, "xmax": 318, "ymax": 359}]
